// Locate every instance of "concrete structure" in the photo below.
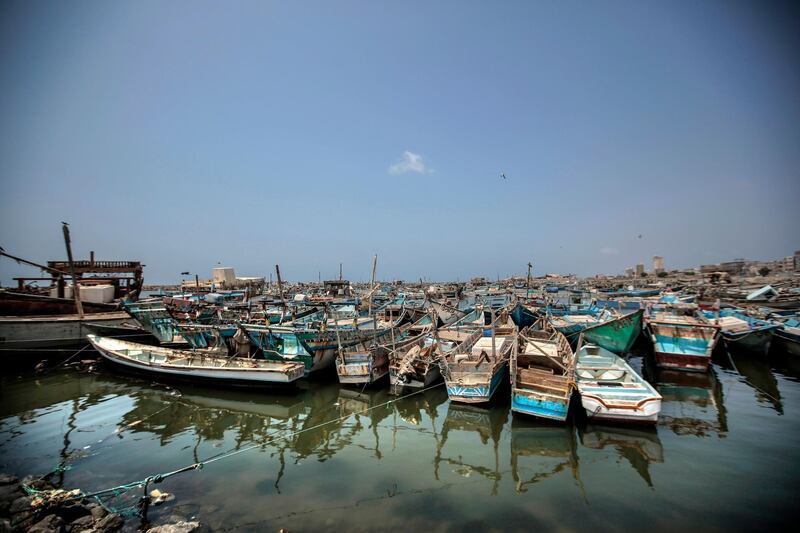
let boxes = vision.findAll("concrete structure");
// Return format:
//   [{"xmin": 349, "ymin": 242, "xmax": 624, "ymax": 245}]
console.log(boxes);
[
  {"xmin": 625, "ymin": 268, "xmax": 634, "ymax": 277},
  {"xmin": 212, "ymin": 267, "xmax": 236, "ymax": 287},
  {"xmin": 652, "ymin": 256, "xmax": 664, "ymax": 275},
  {"xmin": 635, "ymin": 264, "xmax": 645, "ymax": 276},
  {"xmin": 718, "ymin": 259, "xmax": 747, "ymax": 276}
]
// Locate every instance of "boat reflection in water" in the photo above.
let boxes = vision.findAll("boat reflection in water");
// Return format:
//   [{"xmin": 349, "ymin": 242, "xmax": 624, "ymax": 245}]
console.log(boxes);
[
  {"xmin": 717, "ymin": 350, "xmax": 783, "ymax": 415},
  {"xmin": 437, "ymin": 402, "xmax": 508, "ymax": 494},
  {"xmin": 656, "ymin": 369, "xmax": 728, "ymax": 437},
  {"xmin": 578, "ymin": 424, "xmax": 664, "ymax": 487},
  {"xmin": 510, "ymin": 419, "xmax": 582, "ymax": 494}
]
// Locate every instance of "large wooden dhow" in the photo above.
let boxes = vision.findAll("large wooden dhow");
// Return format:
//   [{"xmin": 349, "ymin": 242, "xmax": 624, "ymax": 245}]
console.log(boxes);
[
  {"xmin": 575, "ymin": 342, "xmax": 662, "ymax": 424},
  {"xmin": 511, "ymin": 320, "xmax": 575, "ymax": 421},
  {"xmin": 87, "ymin": 334, "xmax": 305, "ymax": 385},
  {"xmin": 441, "ymin": 313, "xmax": 516, "ymax": 404}
]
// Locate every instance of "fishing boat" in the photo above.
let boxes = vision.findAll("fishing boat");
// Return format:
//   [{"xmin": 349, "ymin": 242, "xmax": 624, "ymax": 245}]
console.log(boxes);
[
  {"xmin": 335, "ymin": 312, "xmax": 425, "ymax": 386},
  {"xmin": 510, "ymin": 301, "xmax": 538, "ymax": 329},
  {"xmin": 647, "ymin": 311, "xmax": 719, "ymax": 372},
  {"xmin": 441, "ymin": 313, "xmax": 516, "ymax": 404},
  {"xmin": 0, "ymin": 311, "xmax": 133, "ymax": 352},
  {"xmin": 123, "ymin": 299, "xmax": 182, "ymax": 343},
  {"xmin": 575, "ymin": 343, "xmax": 662, "ymax": 424},
  {"xmin": 87, "ymin": 334, "xmax": 305, "ymax": 385},
  {"xmin": 700, "ymin": 309, "xmax": 780, "ymax": 356},
  {"xmin": 389, "ymin": 319, "xmax": 482, "ymax": 389},
  {"xmin": 547, "ymin": 306, "xmax": 614, "ymax": 341},
  {"xmin": 511, "ymin": 320, "xmax": 575, "ymax": 421},
  {"xmin": 580, "ymin": 309, "xmax": 643, "ymax": 354},
  {"xmin": 773, "ymin": 317, "xmax": 800, "ymax": 356},
  {"xmin": 242, "ymin": 321, "xmax": 385, "ymax": 376}
]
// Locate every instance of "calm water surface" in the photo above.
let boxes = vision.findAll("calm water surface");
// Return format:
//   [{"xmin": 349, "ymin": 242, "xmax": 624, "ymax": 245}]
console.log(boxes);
[{"xmin": 1, "ymin": 346, "xmax": 798, "ymax": 532}]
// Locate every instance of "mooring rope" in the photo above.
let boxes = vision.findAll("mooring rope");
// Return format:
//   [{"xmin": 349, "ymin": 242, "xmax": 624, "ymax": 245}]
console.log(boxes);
[{"xmin": 22, "ymin": 381, "xmax": 447, "ymax": 512}]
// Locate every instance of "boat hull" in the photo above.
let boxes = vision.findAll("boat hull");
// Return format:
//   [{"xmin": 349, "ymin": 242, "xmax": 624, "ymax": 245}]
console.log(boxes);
[
  {"xmin": 511, "ymin": 389, "xmax": 570, "ymax": 421},
  {"xmin": 390, "ymin": 364, "xmax": 441, "ymax": 388},
  {"xmin": 580, "ymin": 394, "xmax": 661, "ymax": 424},
  {"xmin": 582, "ymin": 310, "xmax": 643, "ymax": 353},
  {"xmin": 87, "ymin": 335, "xmax": 305, "ymax": 385},
  {"xmin": 654, "ymin": 351, "xmax": 711, "ymax": 373},
  {"xmin": 775, "ymin": 329, "xmax": 800, "ymax": 356},
  {"xmin": 0, "ymin": 312, "xmax": 132, "ymax": 351},
  {"xmin": 446, "ymin": 364, "xmax": 507, "ymax": 404},
  {"xmin": 722, "ymin": 329, "xmax": 774, "ymax": 356},
  {"xmin": 336, "ymin": 351, "xmax": 390, "ymax": 385}
]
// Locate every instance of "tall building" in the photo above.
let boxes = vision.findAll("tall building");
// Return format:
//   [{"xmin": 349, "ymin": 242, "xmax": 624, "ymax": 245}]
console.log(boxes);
[
  {"xmin": 635, "ymin": 264, "xmax": 645, "ymax": 276},
  {"xmin": 652, "ymin": 256, "xmax": 664, "ymax": 274}
]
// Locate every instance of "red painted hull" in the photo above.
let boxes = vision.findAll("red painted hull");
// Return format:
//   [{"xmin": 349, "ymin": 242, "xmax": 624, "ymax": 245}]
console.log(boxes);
[{"xmin": 654, "ymin": 351, "xmax": 710, "ymax": 373}]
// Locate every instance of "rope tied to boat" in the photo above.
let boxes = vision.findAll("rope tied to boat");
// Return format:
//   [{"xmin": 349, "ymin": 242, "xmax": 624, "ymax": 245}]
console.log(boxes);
[{"xmin": 21, "ymin": 381, "xmax": 447, "ymax": 517}]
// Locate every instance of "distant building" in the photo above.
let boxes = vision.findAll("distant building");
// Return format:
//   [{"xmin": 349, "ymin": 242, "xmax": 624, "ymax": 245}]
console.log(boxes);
[
  {"xmin": 212, "ymin": 267, "xmax": 236, "ymax": 287},
  {"xmin": 777, "ymin": 256, "xmax": 795, "ymax": 272},
  {"xmin": 718, "ymin": 259, "xmax": 747, "ymax": 276},
  {"xmin": 625, "ymin": 268, "xmax": 634, "ymax": 277},
  {"xmin": 795, "ymin": 251, "xmax": 800, "ymax": 271},
  {"xmin": 635, "ymin": 264, "xmax": 645, "ymax": 276},
  {"xmin": 652, "ymin": 256, "xmax": 664, "ymax": 275}
]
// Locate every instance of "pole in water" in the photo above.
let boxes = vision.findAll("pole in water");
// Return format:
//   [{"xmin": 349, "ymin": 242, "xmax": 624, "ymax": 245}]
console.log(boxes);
[{"xmin": 61, "ymin": 222, "xmax": 84, "ymax": 319}]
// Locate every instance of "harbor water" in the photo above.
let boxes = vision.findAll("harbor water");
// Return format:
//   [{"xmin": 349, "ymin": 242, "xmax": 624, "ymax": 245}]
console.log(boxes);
[{"xmin": 1, "ymin": 347, "xmax": 797, "ymax": 531}]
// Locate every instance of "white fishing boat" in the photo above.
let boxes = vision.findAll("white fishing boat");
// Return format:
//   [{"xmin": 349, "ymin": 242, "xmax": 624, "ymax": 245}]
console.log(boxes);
[
  {"xmin": 87, "ymin": 335, "xmax": 305, "ymax": 385},
  {"xmin": 575, "ymin": 343, "xmax": 661, "ymax": 424}
]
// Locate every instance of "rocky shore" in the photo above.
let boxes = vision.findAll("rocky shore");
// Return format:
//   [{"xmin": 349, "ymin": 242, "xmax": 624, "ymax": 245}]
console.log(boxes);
[{"xmin": 0, "ymin": 473, "xmax": 202, "ymax": 533}]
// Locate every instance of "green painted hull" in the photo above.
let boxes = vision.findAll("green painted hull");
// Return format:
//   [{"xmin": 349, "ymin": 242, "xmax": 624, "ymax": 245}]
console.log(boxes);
[{"xmin": 581, "ymin": 309, "xmax": 643, "ymax": 354}]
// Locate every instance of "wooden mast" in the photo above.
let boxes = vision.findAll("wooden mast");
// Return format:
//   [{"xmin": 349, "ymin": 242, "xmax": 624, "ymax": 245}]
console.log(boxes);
[{"xmin": 61, "ymin": 223, "xmax": 84, "ymax": 319}]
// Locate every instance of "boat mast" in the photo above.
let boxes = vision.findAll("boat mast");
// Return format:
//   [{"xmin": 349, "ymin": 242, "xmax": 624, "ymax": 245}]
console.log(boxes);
[{"xmin": 61, "ymin": 222, "xmax": 84, "ymax": 319}]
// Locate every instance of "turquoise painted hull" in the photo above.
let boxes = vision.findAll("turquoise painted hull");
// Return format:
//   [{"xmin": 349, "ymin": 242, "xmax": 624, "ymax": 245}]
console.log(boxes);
[
  {"xmin": 581, "ymin": 310, "xmax": 643, "ymax": 354},
  {"xmin": 511, "ymin": 393, "xmax": 570, "ymax": 421},
  {"xmin": 447, "ymin": 365, "xmax": 507, "ymax": 403}
]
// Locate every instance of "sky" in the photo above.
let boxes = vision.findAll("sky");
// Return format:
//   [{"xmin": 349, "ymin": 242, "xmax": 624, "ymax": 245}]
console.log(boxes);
[{"xmin": 1, "ymin": 0, "xmax": 798, "ymax": 284}]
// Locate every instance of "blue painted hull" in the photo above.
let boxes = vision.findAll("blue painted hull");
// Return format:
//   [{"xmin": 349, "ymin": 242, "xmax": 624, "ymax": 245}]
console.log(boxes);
[
  {"xmin": 511, "ymin": 392, "xmax": 570, "ymax": 421},
  {"xmin": 447, "ymin": 365, "xmax": 507, "ymax": 403}
]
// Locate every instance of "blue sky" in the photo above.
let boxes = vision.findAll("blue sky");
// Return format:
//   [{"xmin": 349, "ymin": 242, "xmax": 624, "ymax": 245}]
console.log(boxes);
[{"xmin": 1, "ymin": 0, "xmax": 798, "ymax": 284}]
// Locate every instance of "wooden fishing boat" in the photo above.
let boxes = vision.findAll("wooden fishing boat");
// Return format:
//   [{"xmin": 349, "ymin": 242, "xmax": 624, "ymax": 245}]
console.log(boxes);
[
  {"xmin": 242, "ymin": 322, "xmax": 386, "ymax": 376},
  {"xmin": 510, "ymin": 301, "xmax": 538, "ymax": 329},
  {"xmin": 575, "ymin": 343, "xmax": 662, "ymax": 424},
  {"xmin": 123, "ymin": 300, "xmax": 181, "ymax": 343},
  {"xmin": 389, "ymin": 324, "xmax": 480, "ymax": 389},
  {"xmin": 335, "ymin": 313, "xmax": 425, "ymax": 386},
  {"xmin": 580, "ymin": 309, "xmax": 643, "ymax": 354},
  {"xmin": 511, "ymin": 320, "xmax": 575, "ymax": 421},
  {"xmin": 87, "ymin": 334, "xmax": 305, "ymax": 385},
  {"xmin": 700, "ymin": 309, "xmax": 780, "ymax": 356},
  {"xmin": 0, "ymin": 311, "xmax": 132, "ymax": 351},
  {"xmin": 646, "ymin": 310, "xmax": 719, "ymax": 372},
  {"xmin": 442, "ymin": 314, "xmax": 516, "ymax": 404},
  {"xmin": 773, "ymin": 318, "xmax": 800, "ymax": 356},
  {"xmin": 548, "ymin": 307, "xmax": 614, "ymax": 341}
]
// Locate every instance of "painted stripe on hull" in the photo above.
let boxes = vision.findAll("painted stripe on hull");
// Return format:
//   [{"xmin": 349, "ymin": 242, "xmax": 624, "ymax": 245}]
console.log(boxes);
[
  {"xmin": 511, "ymin": 392, "xmax": 569, "ymax": 421},
  {"xmin": 447, "ymin": 366, "xmax": 507, "ymax": 404}
]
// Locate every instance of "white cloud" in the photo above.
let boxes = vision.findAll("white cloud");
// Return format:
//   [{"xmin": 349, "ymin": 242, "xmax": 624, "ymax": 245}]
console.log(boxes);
[
  {"xmin": 388, "ymin": 151, "xmax": 431, "ymax": 175},
  {"xmin": 600, "ymin": 247, "xmax": 619, "ymax": 255}
]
